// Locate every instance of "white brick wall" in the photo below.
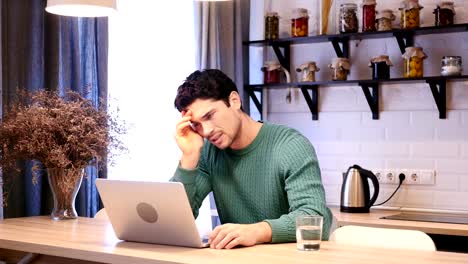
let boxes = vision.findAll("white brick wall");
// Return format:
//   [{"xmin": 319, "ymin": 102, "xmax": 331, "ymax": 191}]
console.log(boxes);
[
  {"xmin": 434, "ymin": 191, "xmax": 468, "ymax": 210},
  {"xmin": 462, "ymin": 143, "xmax": 468, "ymax": 158},
  {"xmin": 411, "ymin": 143, "xmax": 459, "ymax": 158},
  {"xmin": 253, "ymin": 0, "xmax": 468, "ymax": 211}
]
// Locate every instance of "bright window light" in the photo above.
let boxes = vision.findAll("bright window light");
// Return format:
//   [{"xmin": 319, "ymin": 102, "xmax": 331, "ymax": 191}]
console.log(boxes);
[{"xmin": 108, "ymin": 0, "xmax": 196, "ymax": 182}]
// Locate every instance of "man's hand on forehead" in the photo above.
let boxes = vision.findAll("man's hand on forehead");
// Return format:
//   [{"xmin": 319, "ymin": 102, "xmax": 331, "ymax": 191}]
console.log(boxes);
[{"xmin": 182, "ymin": 110, "xmax": 198, "ymax": 131}]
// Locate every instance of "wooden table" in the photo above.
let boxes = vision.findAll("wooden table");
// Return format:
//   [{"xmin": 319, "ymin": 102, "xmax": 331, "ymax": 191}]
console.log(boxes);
[
  {"xmin": 1, "ymin": 216, "xmax": 468, "ymax": 264},
  {"xmin": 331, "ymin": 207, "xmax": 468, "ymax": 236}
]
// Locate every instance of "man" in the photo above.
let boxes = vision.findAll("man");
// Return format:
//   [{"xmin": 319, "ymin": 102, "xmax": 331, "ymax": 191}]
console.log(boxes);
[{"xmin": 170, "ymin": 69, "xmax": 332, "ymax": 249}]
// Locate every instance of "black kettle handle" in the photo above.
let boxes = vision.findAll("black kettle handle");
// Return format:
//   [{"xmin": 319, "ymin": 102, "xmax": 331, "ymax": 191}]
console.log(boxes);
[{"xmin": 365, "ymin": 169, "xmax": 380, "ymax": 207}]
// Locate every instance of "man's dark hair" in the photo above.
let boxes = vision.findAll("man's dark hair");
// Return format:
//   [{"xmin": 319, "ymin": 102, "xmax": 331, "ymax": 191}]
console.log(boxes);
[{"xmin": 174, "ymin": 69, "xmax": 239, "ymax": 112}]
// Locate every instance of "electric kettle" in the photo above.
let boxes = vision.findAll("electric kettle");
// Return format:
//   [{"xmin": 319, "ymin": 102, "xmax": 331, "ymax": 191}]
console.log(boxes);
[{"xmin": 340, "ymin": 164, "xmax": 379, "ymax": 213}]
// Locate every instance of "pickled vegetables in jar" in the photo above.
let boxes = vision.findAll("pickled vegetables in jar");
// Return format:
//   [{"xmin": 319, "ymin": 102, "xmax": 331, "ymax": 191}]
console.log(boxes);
[
  {"xmin": 296, "ymin": 62, "xmax": 320, "ymax": 82},
  {"xmin": 400, "ymin": 0, "xmax": 423, "ymax": 30},
  {"xmin": 265, "ymin": 12, "xmax": 279, "ymax": 40},
  {"xmin": 291, "ymin": 8, "xmax": 309, "ymax": 37},
  {"xmin": 376, "ymin": 9, "xmax": 395, "ymax": 31},
  {"xmin": 434, "ymin": 1, "xmax": 455, "ymax": 27},
  {"xmin": 404, "ymin": 57, "xmax": 423, "ymax": 78},
  {"xmin": 329, "ymin": 58, "xmax": 350, "ymax": 81},
  {"xmin": 402, "ymin": 47, "xmax": 427, "ymax": 78},
  {"xmin": 369, "ymin": 55, "xmax": 393, "ymax": 80},
  {"xmin": 262, "ymin": 61, "xmax": 282, "ymax": 84},
  {"xmin": 362, "ymin": 0, "xmax": 377, "ymax": 32},
  {"xmin": 339, "ymin": 3, "xmax": 358, "ymax": 33}
]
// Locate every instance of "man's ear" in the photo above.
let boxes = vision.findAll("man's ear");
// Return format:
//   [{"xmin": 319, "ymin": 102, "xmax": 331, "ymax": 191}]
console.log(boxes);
[{"xmin": 228, "ymin": 91, "xmax": 242, "ymax": 110}]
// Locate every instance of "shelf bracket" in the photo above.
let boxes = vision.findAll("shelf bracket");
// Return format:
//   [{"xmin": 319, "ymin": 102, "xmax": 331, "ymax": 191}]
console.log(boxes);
[
  {"xmin": 271, "ymin": 43, "xmax": 291, "ymax": 71},
  {"xmin": 246, "ymin": 87, "xmax": 263, "ymax": 117},
  {"xmin": 359, "ymin": 82, "xmax": 379, "ymax": 120},
  {"xmin": 329, "ymin": 36, "xmax": 350, "ymax": 58},
  {"xmin": 393, "ymin": 31, "xmax": 414, "ymax": 54},
  {"xmin": 300, "ymin": 85, "xmax": 319, "ymax": 120},
  {"xmin": 426, "ymin": 79, "xmax": 446, "ymax": 119}
]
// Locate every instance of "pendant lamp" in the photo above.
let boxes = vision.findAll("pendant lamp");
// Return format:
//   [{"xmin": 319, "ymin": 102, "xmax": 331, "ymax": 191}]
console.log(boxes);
[{"xmin": 45, "ymin": 0, "xmax": 117, "ymax": 17}]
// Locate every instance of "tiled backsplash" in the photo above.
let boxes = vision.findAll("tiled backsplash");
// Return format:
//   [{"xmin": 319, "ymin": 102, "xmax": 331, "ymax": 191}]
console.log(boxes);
[{"xmin": 251, "ymin": 0, "xmax": 468, "ymax": 211}]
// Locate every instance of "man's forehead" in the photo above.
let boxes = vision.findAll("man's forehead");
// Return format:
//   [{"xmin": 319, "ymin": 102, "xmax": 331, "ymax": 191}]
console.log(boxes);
[
  {"xmin": 188, "ymin": 108, "xmax": 211, "ymax": 121},
  {"xmin": 186, "ymin": 99, "xmax": 218, "ymax": 120}
]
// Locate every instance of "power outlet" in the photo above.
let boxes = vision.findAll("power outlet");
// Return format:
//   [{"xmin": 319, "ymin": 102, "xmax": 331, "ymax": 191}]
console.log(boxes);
[
  {"xmin": 373, "ymin": 169, "xmax": 388, "ymax": 184},
  {"xmin": 372, "ymin": 169, "xmax": 435, "ymax": 185},
  {"xmin": 373, "ymin": 169, "xmax": 397, "ymax": 184},
  {"xmin": 375, "ymin": 171, "xmax": 384, "ymax": 183},
  {"xmin": 406, "ymin": 171, "xmax": 420, "ymax": 184},
  {"xmin": 385, "ymin": 171, "xmax": 398, "ymax": 184},
  {"xmin": 403, "ymin": 170, "xmax": 436, "ymax": 185}
]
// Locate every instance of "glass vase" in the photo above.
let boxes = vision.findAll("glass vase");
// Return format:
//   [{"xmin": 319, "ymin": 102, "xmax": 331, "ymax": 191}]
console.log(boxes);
[{"xmin": 47, "ymin": 168, "xmax": 84, "ymax": 220}]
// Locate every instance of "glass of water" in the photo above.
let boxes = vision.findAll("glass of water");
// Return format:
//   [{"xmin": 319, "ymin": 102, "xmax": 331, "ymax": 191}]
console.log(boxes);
[{"xmin": 296, "ymin": 215, "xmax": 323, "ymax": 251}]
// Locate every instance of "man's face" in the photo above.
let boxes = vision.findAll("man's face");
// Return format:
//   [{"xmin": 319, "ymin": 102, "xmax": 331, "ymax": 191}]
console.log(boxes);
[{"xmin": 186, "ymin": 96, "xmax": 241, "ymax": 149}]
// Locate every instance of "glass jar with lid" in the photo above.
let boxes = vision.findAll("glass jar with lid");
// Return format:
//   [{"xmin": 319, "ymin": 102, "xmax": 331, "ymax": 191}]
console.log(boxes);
[
  {"xmin": 441, "ymin": 56, "xmax": 462, "ymax": 76},
  {"xmin": 339, "ymin": 3, "xmax": 358, "ymax": 33},
  {"xmin": 402, "ymin": 47, "xmax": 427, "ymax": 78},
  {"xmin": 296, "ymin": 62, "xmax": 320, "ymax": 82},
  {"xmin": 329, "ymin": 58, "xmax": 351, "ymax": 81},
  {"xmin": 362, "ymin": 0, "xmax": 377, "ymax": 32},
  {"xmin": 291, "ymin": 8, "xmax": 309, "ymax": 37},
  {"xmin": 400, "ymin": 0, "xmax": 423, "ymax": 30},
  {"xmin": 262, "ymin": 61, "xmax": 282, "ymax": 84},
  {"xmin": 376, "ymin": 9, "xmax": 396, "ymax": 31},
  {"xmin": 265, "ymin": 12, "xmax": 279, "ymax": 40},
  {"xmin": 434, "ymin": 1, "xmax": 455, "ymax": 27},
  {"xmin": 369, "ymin": 55, "xmax": 393, "ymax": 80}
]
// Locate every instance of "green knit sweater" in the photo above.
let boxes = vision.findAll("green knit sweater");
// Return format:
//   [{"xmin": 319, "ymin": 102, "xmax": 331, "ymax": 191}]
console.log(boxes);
[{"xmin": 171, "ymin": 122, "xmax": 332, "ymax": 242}]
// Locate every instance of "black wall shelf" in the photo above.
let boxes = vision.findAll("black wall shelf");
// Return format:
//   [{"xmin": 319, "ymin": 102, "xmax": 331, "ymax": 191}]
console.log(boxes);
[
  {"xmin": 245, "ymin": 76, "xmax": 468, "ymax": 120},
  {"xmin": 244, "ymin": 23, "xmax": 468, "ymax": 120},
  {"xmin": 243, "ymin": 23, "xmax": 468, "ymax": 47}
]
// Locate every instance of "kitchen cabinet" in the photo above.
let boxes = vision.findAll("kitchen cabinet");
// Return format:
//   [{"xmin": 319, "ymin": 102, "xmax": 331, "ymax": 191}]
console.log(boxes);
[{"xmin": 243, "ymin": 23, "xmax": 468, "ymax": 120}]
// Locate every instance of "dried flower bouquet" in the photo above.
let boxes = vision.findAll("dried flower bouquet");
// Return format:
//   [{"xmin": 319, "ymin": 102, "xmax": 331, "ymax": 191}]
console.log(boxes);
[{"xmin": 0, "ymin": 89, "xmax": 126, "ymax": 206}]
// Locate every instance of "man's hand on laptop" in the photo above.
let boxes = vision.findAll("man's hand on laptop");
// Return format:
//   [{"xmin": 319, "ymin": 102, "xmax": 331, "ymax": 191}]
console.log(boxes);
[{"xmin": 208, "ymin": 222, "xmax": 272, "ymax": 249}]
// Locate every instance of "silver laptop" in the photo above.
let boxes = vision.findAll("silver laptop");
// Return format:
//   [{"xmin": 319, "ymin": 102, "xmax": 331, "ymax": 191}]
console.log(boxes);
[{"xmin": 95, "ymin": 179, "xmax": 209, "ymax": 248}]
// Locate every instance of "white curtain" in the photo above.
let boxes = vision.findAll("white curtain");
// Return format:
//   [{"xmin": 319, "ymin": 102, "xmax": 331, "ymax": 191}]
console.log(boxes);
[{"xmin": 194, "ymin": 0, "xmax": 250, "ymax": 111}]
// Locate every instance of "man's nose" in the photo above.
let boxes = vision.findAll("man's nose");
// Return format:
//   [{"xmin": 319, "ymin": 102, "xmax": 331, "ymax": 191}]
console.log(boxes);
[{"xmin": 201, "ymin": 123, "xmax": 213, "ymax": 138}]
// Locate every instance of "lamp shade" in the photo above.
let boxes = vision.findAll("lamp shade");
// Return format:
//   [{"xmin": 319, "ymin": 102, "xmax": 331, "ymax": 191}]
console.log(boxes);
[{"xmin": 45, "ymin": 0, "xmax": 117, "ymax": 17}]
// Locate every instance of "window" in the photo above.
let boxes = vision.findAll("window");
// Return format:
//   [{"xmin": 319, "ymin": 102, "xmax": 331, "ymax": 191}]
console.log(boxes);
[
  {"xmin": 108, "ymin": 0, "xmax": 195, "ymax": 182},
  {"xmin": 108, "ymin": 1, "xmax": 214, "ymax": 234}
]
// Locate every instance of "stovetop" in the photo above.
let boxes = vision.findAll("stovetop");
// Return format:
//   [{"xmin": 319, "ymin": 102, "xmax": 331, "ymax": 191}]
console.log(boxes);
[{"xmin": 381, "ymin": 212, "xmax": 468, "ymax": 225}]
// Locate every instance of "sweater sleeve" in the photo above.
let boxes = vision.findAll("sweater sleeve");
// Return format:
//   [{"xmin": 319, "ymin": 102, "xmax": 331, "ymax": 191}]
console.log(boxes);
[
  {"xmin": 264, "ymin": 135, "xmax": 332, "ymax": 243},
  {"xmin": 170, "ymin": 149, "xmax": 212, "ymax": 219}
]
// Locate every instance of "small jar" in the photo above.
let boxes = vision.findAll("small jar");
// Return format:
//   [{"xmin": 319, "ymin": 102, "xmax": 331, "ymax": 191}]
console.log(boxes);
[
  {"xmin": 329, "ymin": 58, "xmax": 351, "ymax": 81},
  {"xmin": 400, "ymin": 0, "xmax": 423, "ymax": 30},
  {"xmin": 441, "ymin": 56, "xmax": 462, "ymax": 76},
  {"xmin": 265, "ymin": 12, "xmax": 279, "ymax": 40},
  {"xmin": 376, "ymin": 9, "xmax": 396, "ymax": 31},
  {"xmin": 434, "ymin": 2, "xmax": 455, "ymax": 27},
  {"xmin": 402, "ymin": 47, "xmax": 427, "ymax": 78},
  {"xmin": 362, "ymin": 0, "xmax": 377, "ymax": 32},
  {"xmin": 291, "ymin": 8, "xmax": 309, "ymax": 37},
  {"xmin": 296, "ymin": 62, "xmax": 320, "ymax": 82},
  {"xmin": 339, "ymin": 3, "xmax": 358, "ymax": 33},
  {"xmin": 262, "ymin": 61, "xmax": 282, "ymax": 84},
  {"xmin": 369, "ymin": 55, "xmax": 393, "ymax": 80}
]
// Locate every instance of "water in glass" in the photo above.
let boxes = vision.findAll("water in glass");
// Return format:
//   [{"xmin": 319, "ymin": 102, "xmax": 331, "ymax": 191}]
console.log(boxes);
[{"xmin": 296, "ymin": 225, "xmax": 322, "ymax": 250}]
